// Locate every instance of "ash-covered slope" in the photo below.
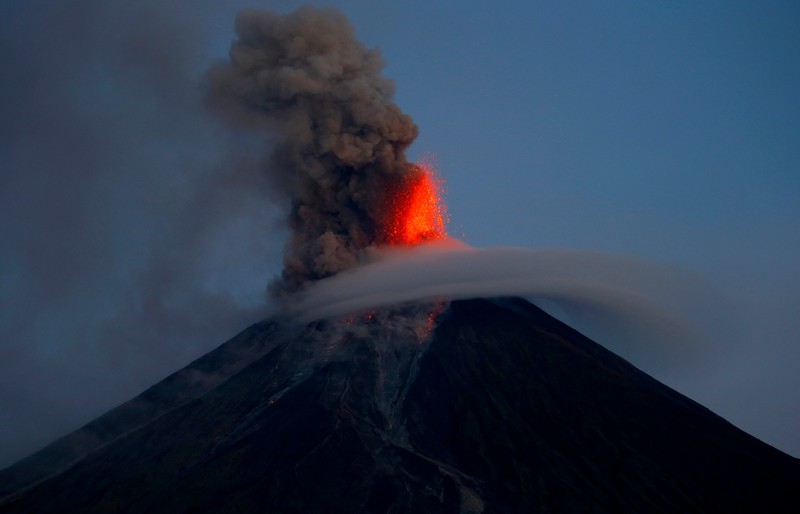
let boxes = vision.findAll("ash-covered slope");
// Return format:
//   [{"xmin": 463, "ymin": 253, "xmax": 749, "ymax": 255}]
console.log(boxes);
[{"xmin": 1, "ymin": 298, "xmax": 798, "ymax": 513}]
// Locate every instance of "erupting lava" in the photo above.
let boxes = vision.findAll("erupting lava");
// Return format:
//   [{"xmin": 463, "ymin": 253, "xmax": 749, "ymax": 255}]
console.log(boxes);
[{"xmin": 381, "ymin": 162, "xmax": 449, "ymax": 245}]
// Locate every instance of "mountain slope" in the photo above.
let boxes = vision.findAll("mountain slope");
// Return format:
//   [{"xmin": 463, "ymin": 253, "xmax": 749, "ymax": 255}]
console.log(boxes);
[
  {"xmin": 0, "ymin": 298, "xmax": 797, "ymax": 513},
  {"xmin": 404, "ymin": 298, "xmax": 799, "ymax": 512},
  {"xmin": 0, "ymin": 319, "xmax": 285, "ymax": 500}
]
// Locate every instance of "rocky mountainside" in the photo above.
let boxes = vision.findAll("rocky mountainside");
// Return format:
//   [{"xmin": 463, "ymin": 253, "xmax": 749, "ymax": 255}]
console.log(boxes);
[{"xmin": 1, "ymin": 297, "xmax": 798, "ymax": 513}]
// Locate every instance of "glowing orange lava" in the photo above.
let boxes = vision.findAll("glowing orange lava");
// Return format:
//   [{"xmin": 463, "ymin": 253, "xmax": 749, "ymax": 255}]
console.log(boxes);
[{"xmin": 381, "ymin": 162, "xmax": 448, "ymax": 245}]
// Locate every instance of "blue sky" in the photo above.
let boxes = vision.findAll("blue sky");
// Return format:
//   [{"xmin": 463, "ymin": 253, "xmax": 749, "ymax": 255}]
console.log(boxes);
[{"xmin": 1, "ymin": 0, "xmax": 798, "ymax": 465}]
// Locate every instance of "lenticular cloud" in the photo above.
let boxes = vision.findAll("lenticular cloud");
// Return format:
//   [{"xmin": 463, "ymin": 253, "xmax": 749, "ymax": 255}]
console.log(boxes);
[
  {"xmin": 290, "ymin": 239, "xmax": 719, "ymax": 371},
  {"xmin": 291, "ymin": 239, "xmax": 697, "ymax": 327}
]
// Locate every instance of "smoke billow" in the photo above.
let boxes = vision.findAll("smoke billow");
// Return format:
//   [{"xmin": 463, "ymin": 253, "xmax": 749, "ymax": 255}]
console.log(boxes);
[{"xmin": 206, "ymin": 6, "xmax": 419, "ymax": 293}]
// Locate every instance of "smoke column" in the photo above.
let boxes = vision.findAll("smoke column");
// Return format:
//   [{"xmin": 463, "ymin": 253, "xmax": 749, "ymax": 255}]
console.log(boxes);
[{"xmin": 206, "ymin": 6, "xmax": 420, "ymax": 293}]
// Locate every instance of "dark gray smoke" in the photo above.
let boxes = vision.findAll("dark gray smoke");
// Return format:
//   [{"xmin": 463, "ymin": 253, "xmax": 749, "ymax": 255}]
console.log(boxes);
[
  {"xmin": 0, "ymin": 0, "xmax": 281, "ymax": 468},
  {"xmin": 205, "ymin": 6, "xmax": 419, "ymax": 293}
]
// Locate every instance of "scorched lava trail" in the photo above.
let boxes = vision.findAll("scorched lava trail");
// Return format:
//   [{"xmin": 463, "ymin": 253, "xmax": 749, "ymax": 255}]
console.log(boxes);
[{"xmin": 381, "ymin": 162, "xmax": 449, "ymax": 246}]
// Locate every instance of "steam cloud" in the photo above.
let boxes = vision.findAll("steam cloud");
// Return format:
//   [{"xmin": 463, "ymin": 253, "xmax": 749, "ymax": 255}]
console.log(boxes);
[{"xmin": 206, "ymin": 6, "xmax": 420, "ymax": 292}]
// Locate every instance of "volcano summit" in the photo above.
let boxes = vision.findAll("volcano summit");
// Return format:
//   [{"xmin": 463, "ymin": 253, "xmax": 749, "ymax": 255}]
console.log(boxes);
[{"xmin": 1, "ymin": 297, "xmax": 798, "ymax": 513}]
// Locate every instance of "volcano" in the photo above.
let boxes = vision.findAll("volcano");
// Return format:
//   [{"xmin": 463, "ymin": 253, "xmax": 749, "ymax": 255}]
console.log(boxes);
[{"xmin": 0, "ymin": 297, "xmax": 797, "ymax": 513}]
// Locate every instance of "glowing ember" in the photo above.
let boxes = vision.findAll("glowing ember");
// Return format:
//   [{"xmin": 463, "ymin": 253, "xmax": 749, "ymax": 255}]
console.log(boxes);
[{"xmin": 381, "ymin": 162, "xmax": 448, "ymax": 245}]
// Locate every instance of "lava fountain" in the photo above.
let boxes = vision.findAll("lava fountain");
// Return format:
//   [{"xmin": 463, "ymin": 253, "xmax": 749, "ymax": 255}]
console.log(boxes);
[{"xmin": 381, "ymin": 162, "xmax": 449, "ymax": 246}]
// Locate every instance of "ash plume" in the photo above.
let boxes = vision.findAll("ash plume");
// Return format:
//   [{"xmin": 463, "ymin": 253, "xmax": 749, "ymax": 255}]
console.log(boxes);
[{"xmin": 206, "ymin": 6, "xmax": 419, "ymax": 293}]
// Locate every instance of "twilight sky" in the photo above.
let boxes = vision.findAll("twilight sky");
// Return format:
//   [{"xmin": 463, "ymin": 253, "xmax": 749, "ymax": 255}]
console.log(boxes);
[{"xmin": 1, "ymin": 0, "xmax": 798, "ymax": 467}]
